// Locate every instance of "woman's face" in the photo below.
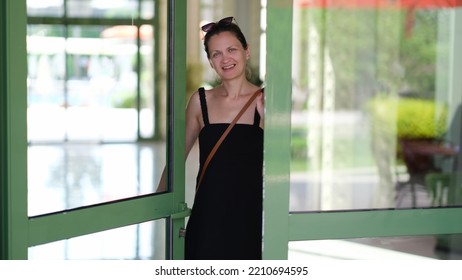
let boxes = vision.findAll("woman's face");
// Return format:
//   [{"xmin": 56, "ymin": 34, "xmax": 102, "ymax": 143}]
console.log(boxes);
[{"xmin": 207, "ymin": 31, "xmax": 249, "ymax": 81}]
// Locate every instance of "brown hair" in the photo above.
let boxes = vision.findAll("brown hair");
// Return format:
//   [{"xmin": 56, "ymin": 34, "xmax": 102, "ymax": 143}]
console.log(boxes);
[{"xmin": 203, "ymin": 21, "xmax": 248, "ymax": 59}]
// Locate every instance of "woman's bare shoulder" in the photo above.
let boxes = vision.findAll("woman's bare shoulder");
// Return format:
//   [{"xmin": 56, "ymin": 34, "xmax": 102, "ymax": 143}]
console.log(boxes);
[
  {"xmin": 186, "ymin": 89, "xmax": 203, "ymax": 117},
  {"xmin": 187, "ymin": 89, "xmax": 201, "ymax": 104},
  {"xmin": 189, "ymin": 87, "xmax": 218, "ymax": 104}
]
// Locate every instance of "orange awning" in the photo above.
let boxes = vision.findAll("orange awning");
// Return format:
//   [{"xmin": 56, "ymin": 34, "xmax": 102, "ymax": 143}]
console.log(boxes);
[{"xmin": 296, "ymin": 0, "xmax": 462, "ymax": 8}]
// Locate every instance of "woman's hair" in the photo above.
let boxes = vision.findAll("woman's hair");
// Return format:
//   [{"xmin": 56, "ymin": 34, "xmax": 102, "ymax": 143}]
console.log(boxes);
[{"xmin": 203, "ymin": 21, "xmax": 248, "ymax": 59}]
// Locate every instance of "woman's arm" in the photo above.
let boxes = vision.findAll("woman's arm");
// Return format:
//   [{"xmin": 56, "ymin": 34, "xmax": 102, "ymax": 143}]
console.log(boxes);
[
  {"xmin": 185, "ymin": 91, "xmax": 203, "ymax": 158},
  {"xmin": 156, "ymin": 91, "xmax": 203, "ymax": 192}
]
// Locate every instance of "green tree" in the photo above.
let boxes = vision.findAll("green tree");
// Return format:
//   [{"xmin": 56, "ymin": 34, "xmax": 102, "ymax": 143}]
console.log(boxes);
[{"xmin": 399, "ymin": 10, "xmax": 438, "ymax": 97}]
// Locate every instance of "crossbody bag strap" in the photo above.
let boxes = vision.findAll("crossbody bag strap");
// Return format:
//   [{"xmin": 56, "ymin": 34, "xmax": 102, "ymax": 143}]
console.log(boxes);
[{"xmin": 196, "ymin": 88, "xmax": 263, "ymax": 192}]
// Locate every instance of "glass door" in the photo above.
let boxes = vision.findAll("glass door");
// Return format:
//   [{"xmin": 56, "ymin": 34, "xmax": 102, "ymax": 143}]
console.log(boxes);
[
  {"xmin": 263, "ymin": 0, "xmax": 462, "ymax": 260},
  {"xmin": 1, "ymin": 0, "xmax": 188, "ymax": 260}
]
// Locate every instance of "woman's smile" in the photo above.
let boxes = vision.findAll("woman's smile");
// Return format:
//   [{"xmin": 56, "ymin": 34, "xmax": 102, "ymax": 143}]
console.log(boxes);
[{"xmin": 222, "ymin": 64, "xmax": 236, "ymax": 71}]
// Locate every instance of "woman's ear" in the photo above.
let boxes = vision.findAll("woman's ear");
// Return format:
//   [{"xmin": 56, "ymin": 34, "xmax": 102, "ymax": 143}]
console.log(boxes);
[{"xmin": 245, "ymin": 45, "xmax": 251, "ymax": 60}]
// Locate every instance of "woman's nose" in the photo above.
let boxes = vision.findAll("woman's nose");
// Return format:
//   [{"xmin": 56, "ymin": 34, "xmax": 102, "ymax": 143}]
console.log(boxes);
[{"xmin": 221, "ymin": 52, "xmax": 231, "ymax": 61}]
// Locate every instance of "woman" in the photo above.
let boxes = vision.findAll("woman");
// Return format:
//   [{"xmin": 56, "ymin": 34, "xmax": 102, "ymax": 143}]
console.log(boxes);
[{"xmin": 184, "ymin": 16, "xmax": 264, "ymax": 260}]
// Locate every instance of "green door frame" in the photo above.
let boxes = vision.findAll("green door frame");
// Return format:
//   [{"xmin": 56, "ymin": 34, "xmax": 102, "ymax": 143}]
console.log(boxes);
[
  {"xmin": 262, "ymin": 0, "xmax": 292, "ymax": 259},
  {"xmin": 262, "ymin": 0, "xmax": 462, "ymax": 259},
  {"xmin": 1, "ymin": 0, "xmax": 29, "ymax": 260},
  {"xmin": 1, "ymin": 0, "xmax": 188, "ymax": 260},
  {"xmin": 167, "ymin": 0, "xmax": 188, "ymax": 260}
]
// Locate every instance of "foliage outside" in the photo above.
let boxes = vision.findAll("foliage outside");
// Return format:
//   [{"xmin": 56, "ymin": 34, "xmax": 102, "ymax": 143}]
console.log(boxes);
[{"xmin": 368, "ymin": 95, "xmax": 448, "ymax": 140}]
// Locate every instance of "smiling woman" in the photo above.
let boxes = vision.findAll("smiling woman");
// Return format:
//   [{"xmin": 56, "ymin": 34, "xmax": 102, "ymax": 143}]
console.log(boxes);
[{"xmin": 181, "ymin": 17, "xmax": 264, "ymax": 260}]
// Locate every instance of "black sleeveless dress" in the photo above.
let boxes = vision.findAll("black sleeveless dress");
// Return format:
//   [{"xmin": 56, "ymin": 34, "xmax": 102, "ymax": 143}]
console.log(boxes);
[{"xmin": 185, "ymin": 88, "xmax": 263, "ymax": 260}]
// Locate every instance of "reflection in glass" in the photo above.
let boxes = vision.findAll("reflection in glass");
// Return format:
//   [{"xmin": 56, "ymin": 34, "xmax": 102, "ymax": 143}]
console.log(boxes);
[
  {"xmin": 67, "ymin": 0, "xmax": 138, "ymax": 18},
  {"xmin": 289, "ymin": 234, "xmax": 462, "ymax": 260},
  {"xmin": 27, "ymin": 0, "xmax": 64, "ymax": 17},
  {"xmin": 141, "ymin": 0, "xmax": 155, "ymax": 20},
  {"xmin": 27, "ymin": 0, "xmax": 163, "ymax": 212},
  {"xmin": 290, "ymin": 4, "xmax": 462, "ymax": 211},
  {"xmin": 27, "ymin": 23, "xmax": 147, "ymax": 143},
  {"xmin": 28, "ymin": 220, "xmax": 166, "ymax": 260},
  {"xmin": 67, "ymin": 25, "xmax": 140, "ymax": 142},
  {"xmin": 28, "ymin": 143, "xmax": 165, "ymax": 216},
  {"xmin": 27, "ymin": 25, "xmax": 67, "ymax": 142}
]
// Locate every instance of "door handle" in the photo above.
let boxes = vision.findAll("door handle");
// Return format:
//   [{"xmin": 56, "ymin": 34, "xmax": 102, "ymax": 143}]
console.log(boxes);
[{"xmin": 171, "ymin": 202, "xmax": 191, "ymax": 219}]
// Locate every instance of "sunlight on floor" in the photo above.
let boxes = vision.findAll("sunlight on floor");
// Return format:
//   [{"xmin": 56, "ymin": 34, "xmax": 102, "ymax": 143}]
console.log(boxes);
[{"xmin": 289, "ymin": 240, "xmax": 433, "ymax": 260}]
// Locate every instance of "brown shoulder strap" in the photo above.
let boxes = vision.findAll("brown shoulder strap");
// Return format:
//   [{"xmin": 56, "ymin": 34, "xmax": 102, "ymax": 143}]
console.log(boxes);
[{"xmin": 196, "ymin": 88, "xmax": 263, "ymax": 192}]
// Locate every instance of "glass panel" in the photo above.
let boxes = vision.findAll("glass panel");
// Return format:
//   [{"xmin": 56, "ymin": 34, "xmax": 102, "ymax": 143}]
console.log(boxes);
[
  {"xmin": 28, "ymin": 220, "xmax": 166, "ymax": 259},
  {"xmin": 67, "ymin": 0, "xmax": 138, "ymax": 18},
  {"xmin": 27, "ymin": 0, "xmax": 166, "ymax": 211},
  {"xmin": 27, "ymin": 25, "xmax": 66, "ymax": 142},
  {"xmin": 27, "ymin": 23, "xmax": 143, "ymax": 143},
  {"xmin": 290, "ymin": 3, "xmax": 462, "ymax": 211},
  {"xmin": 28, "ymin": 143, "xmax": 165, "ymax": 216},
  {"xmin": 27, "ymin": 0, "xmax": 64, "ymax": 17},
  {"xmin": 141, "ymin": 0, "xmax": 155, "ymax": 20},
  {"xmin": 66, "ymin": 25, "xmax": 138, "ymax": 142},
  {"xmin": 289, "ymin": 234, "xmax": 462, "ymax": 260}
]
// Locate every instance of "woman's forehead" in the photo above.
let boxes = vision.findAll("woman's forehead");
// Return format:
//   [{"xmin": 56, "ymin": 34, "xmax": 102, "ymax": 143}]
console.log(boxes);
[{"xmin": 208, "ymin": 32, "xmax": 241, "ymax": 49}]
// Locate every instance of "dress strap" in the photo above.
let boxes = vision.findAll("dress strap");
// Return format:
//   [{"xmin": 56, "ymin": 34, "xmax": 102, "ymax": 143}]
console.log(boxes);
[
  {"xmin": 198, "ymin": 87, "xmax": 209, "ymax": 126},
  {"xmin": 253, "ymin": 108, "xmax": 260, "ymax": 126}
]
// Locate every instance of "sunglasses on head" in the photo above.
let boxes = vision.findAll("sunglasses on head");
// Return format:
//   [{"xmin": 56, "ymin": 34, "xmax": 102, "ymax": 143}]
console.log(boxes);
[{"xmin": 201, "ymin": 16, "xmax": 236, "ymax": 33}]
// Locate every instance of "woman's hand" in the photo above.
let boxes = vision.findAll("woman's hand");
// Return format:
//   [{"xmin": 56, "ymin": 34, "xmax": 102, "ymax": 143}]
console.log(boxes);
[{"xmin": 256, "ymin": 89, "xmax": 264, "ymax": 128}]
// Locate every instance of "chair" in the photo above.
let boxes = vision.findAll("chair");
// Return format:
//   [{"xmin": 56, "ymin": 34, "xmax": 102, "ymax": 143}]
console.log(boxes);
[
  {"xmin": 425, "ymin": 172, "xmax": 452, "ymax": 206},
  {"xmin": 395, "ymin": 138, "xmax": 458, "ymax": 208}
]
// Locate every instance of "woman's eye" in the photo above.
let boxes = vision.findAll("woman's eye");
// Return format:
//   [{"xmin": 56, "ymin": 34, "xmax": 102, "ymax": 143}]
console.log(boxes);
[{"xmin": 212, "ymin": 52, "xmax": 221, "ymax": 58}]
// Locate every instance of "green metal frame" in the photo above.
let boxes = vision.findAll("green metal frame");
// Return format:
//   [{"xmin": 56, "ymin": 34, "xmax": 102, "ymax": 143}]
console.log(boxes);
[
  {"xmin": 289, "ymin": 208, "xmax": 462, "ymax": 241},
  {"xmin": 28, "ymin": 194, "xmax": 175, "ymax": 246},
  {"xmin": 1, "ymin": 0, "xmax": 29, "ymax": 260},
  {"xmin": 0, "ymin": 0, "xmax": 7, "ymax": 259},
  {"xmin": 262, "ymin": 0, "xmax": 293, "ymax": 260},
  {"xmin": 167, "ymin": 0, "xmax": 187, "ymax": 260}
]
